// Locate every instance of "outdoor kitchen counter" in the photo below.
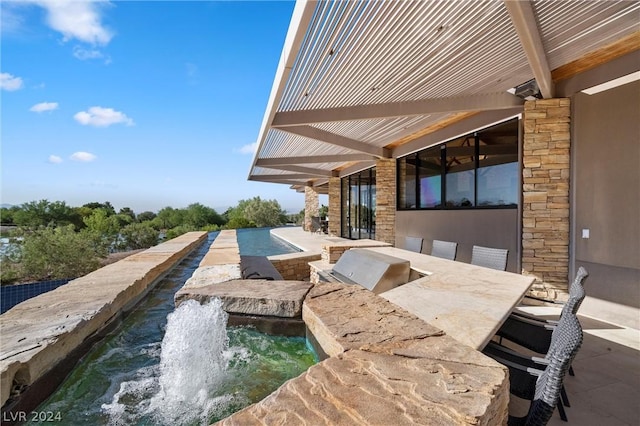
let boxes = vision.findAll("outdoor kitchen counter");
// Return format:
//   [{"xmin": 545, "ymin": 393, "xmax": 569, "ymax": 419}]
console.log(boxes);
[{"xmin": 368, "ymin": 246, "xmax": 535, "ymax": 350}]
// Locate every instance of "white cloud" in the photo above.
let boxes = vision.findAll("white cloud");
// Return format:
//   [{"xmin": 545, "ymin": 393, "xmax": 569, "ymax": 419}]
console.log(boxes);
[
  {"xmin": 238, "ymin": 142, "xmax": 258, "ymax": 155},
  {"xmin": 30, "ymin": 102, "xmax": 59, "ymax": 112},
  {"xmin": 73, "ymin": 45, "xmax": 103, "ymax": 60},
  {"xmin": 70, "ymin": 151, "xmax": 97, "ymax": 162},
  {"xmin": 33, "ymin": 0, "xmax": 113, "ymax": 45},
  {"xmin": 0, "ymin": 73, "xmax": 24, "ymax": 91},
  {"xmin": 74, "ymin": 106, "xmax": 134, "ymax": 127},
  {"xmin": 48, "ymin": 155, "xmax": 63, "ymax": 164}
]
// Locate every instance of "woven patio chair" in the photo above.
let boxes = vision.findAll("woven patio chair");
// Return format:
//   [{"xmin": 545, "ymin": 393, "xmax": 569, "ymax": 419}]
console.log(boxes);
[
  {"xmin": 513, "ymin": 267, "xmax": 589, "ymax": 324},
  {"xmin": 484, "ymin": 312, "xmax": 583, "ymax": 424},
  {"xmin": 430, "ymin": 239, "xmax": 458, "ymax": 260},
  {"xmin": 496, "ymin": 267, "xmax": 588, "ymax": 379},
  {"xmin": 471, "ymin": 245, "xmax": 508, "ymax": 271},
  {"xmin": 404, "ymin": 236, "xmax": 423, "ymax": 253}
]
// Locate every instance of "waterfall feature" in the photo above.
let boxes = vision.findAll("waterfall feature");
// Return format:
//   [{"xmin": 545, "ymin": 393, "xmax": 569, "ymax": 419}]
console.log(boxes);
[{"xmin": 102, "ymin": 299, "xmax": 243, "ymax": 425}]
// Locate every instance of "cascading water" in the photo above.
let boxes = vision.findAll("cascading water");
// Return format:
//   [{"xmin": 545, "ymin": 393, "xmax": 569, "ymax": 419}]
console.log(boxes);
[
  {"xmin": 102, "ymin": 299, "xmax": 240, "ymax": 425},
  {"xmin": 29, "ymin": 230, "xmax": 316, "ymax": 426}
]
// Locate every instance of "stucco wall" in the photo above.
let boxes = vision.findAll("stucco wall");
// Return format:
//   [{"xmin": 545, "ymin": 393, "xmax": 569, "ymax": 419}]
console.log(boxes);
[
  {"xmin": 572, "ymin": 80, "xmax": 640, "ymax": 327},
  {"xmin": 395, "ymin": 209, "xmax": 519, "ymax": 273}
]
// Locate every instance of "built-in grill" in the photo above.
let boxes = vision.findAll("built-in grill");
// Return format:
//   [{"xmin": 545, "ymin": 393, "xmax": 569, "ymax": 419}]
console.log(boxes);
[{"xmin": 330, "ymin": 249, "xmax": 411, "ymax": 294}]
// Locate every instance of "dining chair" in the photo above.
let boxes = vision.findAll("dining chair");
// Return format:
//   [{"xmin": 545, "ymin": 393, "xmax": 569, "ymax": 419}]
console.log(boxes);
[
  {"xmin": 471, "ymin": 245, "xmax": 508, "ymax": 271},
  {"xmin": 430, "ymin": 240, "xmax": 458, "ymax": 260},
  {"xmin": 404, "ymin": 236, "xmax": 423, "ymax": 253}
]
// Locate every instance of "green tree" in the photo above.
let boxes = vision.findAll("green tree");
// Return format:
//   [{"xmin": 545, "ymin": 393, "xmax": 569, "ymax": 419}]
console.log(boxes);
[
  {"xmin": 231, "ymin": 197, "xmax": 286, "ymax": 228},
  {"xmin": 153, "ymin": 207, "xmax": 185, "ymax": 230},
  {"xmin": 0, "ymin": 206, "xmax": 20, "ymax": 225},
  {"xmin": 83, "ymin": 208, "xmax": 120, "ymax": 253},
  {"xmin": 21, "ymin": 225, "xmax": 102, "ymax": 280},
  {"xmin": 184, "ymin": 203, "xmax": 224, "ymax": 228},
  {"xmin": 118, "ymin": 207, "xmax": 136, "ymax": 222},
  {"xmin": 82, "ymin": 201, "xmax": 116, "ymax": 216},
  {"xmin": 137, "ymin": 211, "xmax": 157, "ymax": 222},
  {"xmin": 13, "ymin": 200, "xmax": 81, "ymax": 229},
  {"xmin": 118, "ymin": 222, "xmax": 159, "ymax": 250}
]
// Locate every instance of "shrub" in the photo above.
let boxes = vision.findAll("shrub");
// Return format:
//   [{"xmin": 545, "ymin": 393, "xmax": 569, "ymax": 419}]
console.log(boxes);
[
  {"xmin": 118, "ymin": 222, "xmax": 159, "ymax": 250},
  {"xmin": 21, "ymin": 225, "xmax": 101, "ymax": 281}
]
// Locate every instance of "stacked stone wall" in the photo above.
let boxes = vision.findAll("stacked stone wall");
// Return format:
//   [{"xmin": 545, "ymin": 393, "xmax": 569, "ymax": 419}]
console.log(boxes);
[
  {"xmin": 328, "ymin": 177, "xmax": 341, "ymax": 236},
  {"xmin": 303, "ymin": 185, "xmax": 319, "ymax": 232},
  {"xmin": 522, "ymin": 98, "xmax": 571, "ymax": 297},
  {"xmin": 375, "ymin": 158, "xmax": 396, "ymax": 245},
  {"xmin": 269, "ymin": 253, "xmax": 322, "ymax": 281}
]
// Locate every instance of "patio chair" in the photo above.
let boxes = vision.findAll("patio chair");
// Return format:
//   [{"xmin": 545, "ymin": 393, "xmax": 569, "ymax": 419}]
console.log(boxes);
[
  {"xmin": 471, "ymin": 245, "xmax": 508, "ymax": 271},
  {"xmin": 310, "ymin": 216, "xmax": 322, "ymax": 234},
  {"xmin": 404, "ymin": 236, "xmax": 423, "ymax": 253},
  {"xmin": 484, "ymin": 312, "xmax": 583, "ymax": 423},
  {"xmin": 513, "ymin": 267, "xmax": 589, "ymax": 324},
  {"xmin": 430, "ymin": 239, "xmax": 458, "ymax": 260},
  {"xmin": 497, "ymin": 267, "xmax": 588, "ymax": 355}
]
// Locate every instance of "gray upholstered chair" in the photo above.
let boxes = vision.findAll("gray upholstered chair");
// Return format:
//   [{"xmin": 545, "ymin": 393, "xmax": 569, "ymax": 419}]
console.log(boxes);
[
  {"xmin": 471, "ymin": 245, "xmax": 508, "ymax": 271},
  {"xmin": 430, "ymin": 239, "xmax": 458, "ymax": 260},
  {"xmin": 404, "ymin": 236, "xmax": 423, "ymax": 253}
]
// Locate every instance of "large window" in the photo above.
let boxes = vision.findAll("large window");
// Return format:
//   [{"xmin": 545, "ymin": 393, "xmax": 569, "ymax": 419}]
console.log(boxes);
[
  {"xmin": 398, "ymin": 119, "xmax": 519, "ymax": 210},
  {"xmin": 341, "ymin": 168, "xmax": 376, "ymax": 239}
]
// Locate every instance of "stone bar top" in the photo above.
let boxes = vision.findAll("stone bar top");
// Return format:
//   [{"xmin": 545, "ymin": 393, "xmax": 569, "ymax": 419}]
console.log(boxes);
[
  {"xmin": 368, "ymin": 246, "xmax": 535, "ymax": 350},
  {"xmin": 217, "ymin": 282, "xmax": 510, "ymax": 425},
  {"xmin": 0, "ymin": 231, "xmax": 208, "ymax": 408}
]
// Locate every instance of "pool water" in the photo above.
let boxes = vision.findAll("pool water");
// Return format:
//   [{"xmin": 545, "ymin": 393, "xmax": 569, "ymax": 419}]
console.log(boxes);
[
  {"xmin": 30, "ymin": 229, "xmax": 315, "ymax": 426},
  {"xmin": 236, "ymin": 227, "xmax": 300, "ymax": 256}
]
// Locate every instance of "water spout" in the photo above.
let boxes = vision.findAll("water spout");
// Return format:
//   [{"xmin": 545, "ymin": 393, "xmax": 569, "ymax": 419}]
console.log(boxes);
[{"xmin": 102, "ymin": 298, "xmax": 239, "ymax": 425}]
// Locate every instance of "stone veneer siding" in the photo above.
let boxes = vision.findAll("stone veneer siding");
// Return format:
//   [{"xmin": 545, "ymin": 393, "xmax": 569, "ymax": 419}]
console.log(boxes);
[
  {"xmin": 303, "ymin": 185, "xmax": 319, "ymax": 232},
  {"xmin": 375, "ymin": 158, "xmax": 396, "ymax": 245},
  {"xmin": 268, "ymin": 252, "xmax": 322, "ymax": 281},
  {"xmin": 522, "ymin": 98, "xmax": 571, "ymax": 297},
  {"xmin": 328, "ymin": 177, "xmax": 341, "ymax": 236}
]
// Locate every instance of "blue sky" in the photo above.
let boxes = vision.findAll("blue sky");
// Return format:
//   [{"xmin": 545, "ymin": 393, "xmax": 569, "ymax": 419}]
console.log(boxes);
[{"xmin": 1, "ymin": 0, "xmax": 319, "ymax": 214}]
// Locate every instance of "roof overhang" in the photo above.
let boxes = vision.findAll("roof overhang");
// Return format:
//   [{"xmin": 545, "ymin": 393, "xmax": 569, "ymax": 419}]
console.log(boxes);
[{"xmin": 249, "ymin": 0, "xmax": 640, "ymax": 189}]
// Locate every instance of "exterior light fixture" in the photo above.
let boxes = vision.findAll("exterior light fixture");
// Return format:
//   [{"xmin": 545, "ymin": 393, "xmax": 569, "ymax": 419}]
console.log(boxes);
[{"xmin": 507, "ymin": 79, "xmax": 543, "ymax": 101}]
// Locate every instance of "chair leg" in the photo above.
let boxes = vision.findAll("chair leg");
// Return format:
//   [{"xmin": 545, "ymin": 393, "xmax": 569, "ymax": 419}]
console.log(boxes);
[
  {"xmin": 557, "ymin": 398, "xmax": 568, "ymax": 422},
  {"xmin": 561, "ymin": 385, "xmax": 571, "ymax": 407}
]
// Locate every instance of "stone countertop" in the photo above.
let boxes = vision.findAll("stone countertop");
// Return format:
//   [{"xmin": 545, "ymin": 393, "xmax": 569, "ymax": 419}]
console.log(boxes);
[{"xmin": 369, "ymin": 246, "xmax": 535, "ymax": 350}]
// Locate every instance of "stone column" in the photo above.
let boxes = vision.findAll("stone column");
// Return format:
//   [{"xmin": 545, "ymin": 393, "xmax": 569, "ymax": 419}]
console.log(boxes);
[
  {"xmin": 522, "ymin": 98, "xmax": 571, "ymax": 298},
  {"xmin": 328, "ymin": 177, "xmax": 341, "ymax": 236},
  {"xmin": 304, "ymin": 184, "xmax": 319, "ymax": 232},
  {"xmin": 375, "ymin": 158, "xmax": 396, "ymax": 245}
]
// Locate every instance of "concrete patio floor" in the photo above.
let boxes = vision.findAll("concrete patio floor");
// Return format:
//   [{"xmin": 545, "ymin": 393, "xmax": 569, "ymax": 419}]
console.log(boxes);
[{"xmin": 270, "ymin": 226, "xmax": 640, "ymax": 425}]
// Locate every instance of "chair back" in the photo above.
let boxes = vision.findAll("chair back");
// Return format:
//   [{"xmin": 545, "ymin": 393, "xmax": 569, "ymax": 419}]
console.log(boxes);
[
  {"xmin": 471, "ymin": 245, "xmax": 508, "ymax": 271},
  {"xmin": 527, "ymin": 313, "xmax": 583, "ymax": 425},
  {"xmin": 561, "ymin": 266, "xmax": 589, "ymax": 316},
  {"xmin": 431, "ymin": 240, "xmax": 458, "ymax": 260},
  {"xmin": 404, "ymin": 236, "xmax": 423, "ymax": 253}
]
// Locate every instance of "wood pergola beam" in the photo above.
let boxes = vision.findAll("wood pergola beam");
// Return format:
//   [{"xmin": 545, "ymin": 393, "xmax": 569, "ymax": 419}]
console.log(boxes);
[
  {"xmin": 278, "ymin": 125, "xmax": 390, "ymax": 158},
  {"xmin": 256, "ymin": 153, "xmax": 376, "ymax": 166},
  {"xmin": 504, "ymin": 0, "xmax": 555, "ymax": 99},
  {"xmin": 272, "ymin": 93, "xmax": 523, "ymax": 126}
]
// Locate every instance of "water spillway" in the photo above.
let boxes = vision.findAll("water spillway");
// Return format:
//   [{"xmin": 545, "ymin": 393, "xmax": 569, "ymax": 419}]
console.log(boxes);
[{"xmin": 27, "ymin": 230, "xmax": 315, "ymax": 425}]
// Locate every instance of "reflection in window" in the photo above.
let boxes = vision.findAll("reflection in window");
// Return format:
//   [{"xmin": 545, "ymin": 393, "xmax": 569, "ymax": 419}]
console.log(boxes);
[
  {"xmin": 418, "ymin": 148, "xmax": 441, "ymax": 208},
  {"xmin": 397, "ymin": 118, "xmax": 519, "ymax": 210},
  {"xmin": 445, "ymin": 137, "xmax": 475, "ymax": 208}
]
